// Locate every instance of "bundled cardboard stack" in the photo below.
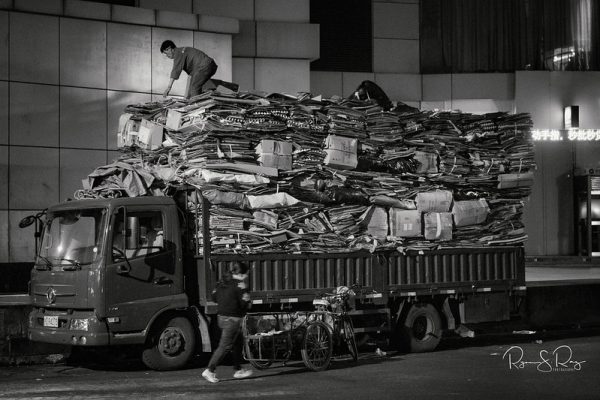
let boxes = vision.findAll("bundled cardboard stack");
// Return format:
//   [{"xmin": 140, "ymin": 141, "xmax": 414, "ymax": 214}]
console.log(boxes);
[{"xmin": 81, "ymin": 88, "xmax": 535, "ymax": 254}]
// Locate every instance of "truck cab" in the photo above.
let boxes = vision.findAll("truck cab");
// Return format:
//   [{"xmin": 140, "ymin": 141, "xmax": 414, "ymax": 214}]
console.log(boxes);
[{"xmin": 28, "ymin": 196, "xmax": 199, "ymax": 370}]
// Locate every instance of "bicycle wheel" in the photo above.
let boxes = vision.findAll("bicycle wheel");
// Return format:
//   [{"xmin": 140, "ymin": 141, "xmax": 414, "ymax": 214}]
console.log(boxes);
[
  {"xmin": 301, "ymin": 321, "xmax": 332, "ymax": 371},
  {"xmin": 342, "ymin": 316, "xmax": 358, "ymax": 362}
]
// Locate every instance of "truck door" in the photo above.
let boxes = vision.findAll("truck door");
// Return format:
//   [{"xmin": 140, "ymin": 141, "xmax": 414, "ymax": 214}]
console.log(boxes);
[{"xmin": 105, "ymin": 207, "xmax": 176, "ymax": 333}]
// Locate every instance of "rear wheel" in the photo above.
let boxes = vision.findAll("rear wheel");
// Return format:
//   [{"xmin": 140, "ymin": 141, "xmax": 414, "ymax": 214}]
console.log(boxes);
[
  {"xmin": 301, "ymin": 321, "xmax": 332, "ymax": 371},
  {"xmin": 397, "ymin": 303, "xmax": 442, "ymax": 353},
  {"xmin": 342, "ymin": 317, "xmax": 358, "ymax": 361},
  {"xmin": 142, "ymin": 316, "xmax": 196, "ymax": 371}
]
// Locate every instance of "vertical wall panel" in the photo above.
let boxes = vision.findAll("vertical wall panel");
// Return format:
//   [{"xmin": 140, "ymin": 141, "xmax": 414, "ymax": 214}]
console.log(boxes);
[
  {"xmin": 60, "ymin": 149, "xmax": 107, "ymax": 201},
  {"xmin": 0, "ymin": 211, "xmax": 7, "ymax": 262},
  {"xmin": 373, "ymin": 2, "xmax": 418, "ymax": 39},
  {"xmin": 151, "ymin": 28, "xmax": 194, "ymax": 97},
  {"xmin": 232, "ymin": 57, "xmax": 254, "ymax": 92},
  {"xmin": 232, "ymin": 20, "xmax": 256, "ymax": 58},
  {"xmin": 451, "ymin": 73, "xmax": 515, "ymax": 100},
  {"xmin": 0, "ymin": 145, "xmax": 7, "ymax": 209},
  {"xmin": 254, "ymin": 58, "xmax": 309, "ymax": 95},
  {"xmin": 10, "ymin": 12, "xmax": 59, "ymax": 84},
  {"xmin": 107, "ymin": 23, "xmax": 152, "ymax": 92},
  {"xmin": 422, "ymin": 74, "xmax": 451, "ymax": 101},
  {"xmin": 375, "ymin": 73, "xmax": 421, "ymax": 102},
  {"xmin": 255, "ymin": 0, "xmax": 309, "ymax": 22},
  {"xmin": 0, "ymin": 11, "xmax": 7, "ymax": 80},
  {"xmin": 310, "ymin": 71, "xmax": 342, "ymax": 98},
  {"xmin": 194, "ymin": 31, "xmax": 232, "ymax": 82},
  {"xmin": 10, "ymin": 82, "xmax": 59, "ymax": 147},
  {"xmin": 140, "ymin": 0, "xmax": 192, "ymax": 13},
  {"xmin": 373, "ymin": 38, "xmax": 419, "ymax": 74},
  {"xmin": 60, "ymin": 87, "xmax": 107, "ymax": 149},
  {"xmin": 9, "ymin": 210, "xmax": 37, "ymax": 262},
  {"xmin": 0, "ymin": 82, "xmax": 7, "ymax": 145},
  {"xmin": 542, "ymin": 144, "xmax": 574, "ymax": 255},
  {"xmin": 192, "ymin": 0, "xmax": 254, "ymax": 20},
  {"xmin": 9, "ymin": 146, "xmax": 59, "ymax": 209},
  {"xmin": 256, "ymin": 22, "xmax": 319, "ymax": 60},
  {"xmin": 60, "ymin": 18, "xmax": 107, "ymax": 89},
  {"xmin": 107, "ymin": 91, "xmax": 152, "ymax": 150}
]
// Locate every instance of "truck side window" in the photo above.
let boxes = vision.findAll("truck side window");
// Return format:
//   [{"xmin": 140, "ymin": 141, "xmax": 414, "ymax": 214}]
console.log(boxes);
[{"xmin": 112, "ymin": 210, "xmax": 164, "ymax": 258}]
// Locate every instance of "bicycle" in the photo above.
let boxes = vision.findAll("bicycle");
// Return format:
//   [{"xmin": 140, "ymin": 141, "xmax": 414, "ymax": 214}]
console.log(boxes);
[
  {"xmin": 241, "ymin": 285, "xmax": 360, "ymax": 372},
  {"xmin": 302, "ymin": 285, "xmax": 359, "ymax": 371}
]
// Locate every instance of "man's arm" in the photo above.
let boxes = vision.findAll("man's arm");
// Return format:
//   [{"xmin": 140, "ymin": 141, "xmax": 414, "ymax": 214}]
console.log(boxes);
[{"xmin": 163, "ymin": 78, "xmax": 175, "ymax": 98}]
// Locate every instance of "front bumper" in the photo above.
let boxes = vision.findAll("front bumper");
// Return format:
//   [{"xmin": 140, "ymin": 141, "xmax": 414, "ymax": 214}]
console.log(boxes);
[{"xmin": 28, "ymin": 308, "xmax": 111, "ymax": 346}]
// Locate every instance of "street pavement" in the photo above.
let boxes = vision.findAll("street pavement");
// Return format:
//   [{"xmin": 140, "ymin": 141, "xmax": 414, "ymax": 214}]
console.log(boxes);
[{"xmin": 0, "ymin": 330, "xmax": 598, "ymax": 400}]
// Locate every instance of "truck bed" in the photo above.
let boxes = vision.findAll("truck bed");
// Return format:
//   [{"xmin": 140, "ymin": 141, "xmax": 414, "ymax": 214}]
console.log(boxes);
[{"xmin": 198, "ymin": 246, "xmax": 525, "ymax": 305}]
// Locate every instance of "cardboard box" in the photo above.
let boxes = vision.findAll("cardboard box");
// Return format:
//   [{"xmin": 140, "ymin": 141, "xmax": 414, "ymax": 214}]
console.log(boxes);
[
  {"xmin": 424, "ymin": 212, "xmax": 453, "ymax": 241},
  {"xmin": 323, "ymin": 135, "xmax": 358, "ymax": 170},
  {"xmin": 137, "ymin": 119, "xmax": 164, "ymax": 150},
  {"xmin": 117, "ymin": 113, "xmax": 140, "ymax": 147},
  {"xmin": 166, "ymin": 108, "xmax": 206, "ymax": 133},
  {"xmin": 452, "ymin": 199, "xmax": 489, "ymax": 227},
  {"xmin": 389, "ymin": 209, "xmax": 422, "ymax": 237},
  {"xmin": 416, "ymin": 190, "xmax": 453, "ymax": 212}
]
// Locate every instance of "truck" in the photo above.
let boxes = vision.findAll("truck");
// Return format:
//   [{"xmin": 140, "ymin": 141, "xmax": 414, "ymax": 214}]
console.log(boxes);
[{"xmin": 27, "ymin": 185, "xmax": 526, "ymax": 371}]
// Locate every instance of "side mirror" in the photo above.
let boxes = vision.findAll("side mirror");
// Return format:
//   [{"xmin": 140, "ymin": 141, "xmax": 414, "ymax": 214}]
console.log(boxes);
[{"xmin": 126, "ymin": 216, "xmax": 140, "ymax": 250}]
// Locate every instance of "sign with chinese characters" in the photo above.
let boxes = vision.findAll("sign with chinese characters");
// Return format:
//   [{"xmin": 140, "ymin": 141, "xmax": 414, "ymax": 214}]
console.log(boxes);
[{"xmin": 532, "ymin": 129, "xmax": 600, "ymax": 141}]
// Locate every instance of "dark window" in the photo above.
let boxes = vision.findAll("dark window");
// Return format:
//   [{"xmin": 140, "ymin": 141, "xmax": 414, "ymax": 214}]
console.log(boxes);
[{"xmin": 310, "ymin": 0, "xmax": 372, "ymax": 72}]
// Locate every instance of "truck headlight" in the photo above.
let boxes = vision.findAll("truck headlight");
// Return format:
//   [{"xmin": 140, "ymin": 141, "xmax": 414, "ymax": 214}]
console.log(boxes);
[{"xmin": 70, "ymin": 318, "xmax": 89, "ymax": 331}]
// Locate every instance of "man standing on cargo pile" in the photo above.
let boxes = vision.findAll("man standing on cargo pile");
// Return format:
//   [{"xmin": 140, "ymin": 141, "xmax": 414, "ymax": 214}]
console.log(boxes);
[
  {"xmin": 160, "ymin": 40, "xmax": 218, "ymax": 99},
  {"xmin": 202, "ymin": 262, "xmax": 253, "ymax": 383}
]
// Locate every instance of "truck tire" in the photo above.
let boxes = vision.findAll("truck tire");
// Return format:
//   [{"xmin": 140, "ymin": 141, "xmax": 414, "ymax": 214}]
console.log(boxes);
[
  {"xmin": 397, "ymin": 303, "xmax": 442, "ymax": 353},
  {"xmin": 142, "ymin": 315, "xmax": 196, "ymax": 371}
]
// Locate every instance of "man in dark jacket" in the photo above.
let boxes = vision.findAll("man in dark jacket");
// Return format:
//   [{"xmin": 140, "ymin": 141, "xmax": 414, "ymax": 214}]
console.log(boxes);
[
  {"xmin": 160, "ymin": 40, "xmax": 218, "ymax": 99},
  {"xmin": 202, "ymin": 263, "xmax": 252, "ymax": 383}
]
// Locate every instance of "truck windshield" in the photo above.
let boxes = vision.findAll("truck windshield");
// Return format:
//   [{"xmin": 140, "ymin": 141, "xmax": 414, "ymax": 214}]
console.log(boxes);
[{"xmin": 38, "ymin": 208, "xmax": 107, "ymax": 269}]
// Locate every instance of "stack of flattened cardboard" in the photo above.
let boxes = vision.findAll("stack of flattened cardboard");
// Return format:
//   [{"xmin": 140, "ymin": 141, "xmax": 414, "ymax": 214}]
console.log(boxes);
[{"xmin": 80, "ymin": 88, "xmax": 535, "ymax": 254}]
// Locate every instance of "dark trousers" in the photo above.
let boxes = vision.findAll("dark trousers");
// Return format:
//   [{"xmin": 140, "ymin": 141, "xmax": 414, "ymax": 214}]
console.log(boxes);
[
  {"xmin": 188, "ymin": 60, "xmax": 218, "ymax": 98},
  {"xmin": 207, "ymin": 315, "xmax": 243, "ymax": 372}
]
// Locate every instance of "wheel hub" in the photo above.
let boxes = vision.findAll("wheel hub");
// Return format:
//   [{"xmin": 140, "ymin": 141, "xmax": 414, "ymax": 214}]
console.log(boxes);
[{"xmin": 159, "ymin": 327, "xmax": 184, "ymax": 356}]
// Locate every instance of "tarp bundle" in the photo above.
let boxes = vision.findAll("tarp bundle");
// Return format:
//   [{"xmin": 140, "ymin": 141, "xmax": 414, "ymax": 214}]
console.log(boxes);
[{"xmin": 81, "ymin": 88, "xmax": 535, "ymax": 254}]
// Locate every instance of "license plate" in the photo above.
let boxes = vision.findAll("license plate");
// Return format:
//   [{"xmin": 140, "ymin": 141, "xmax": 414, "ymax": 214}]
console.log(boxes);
[{"xmin": 43, "ymin": 316, "xmax": 59, "ymax": 328}]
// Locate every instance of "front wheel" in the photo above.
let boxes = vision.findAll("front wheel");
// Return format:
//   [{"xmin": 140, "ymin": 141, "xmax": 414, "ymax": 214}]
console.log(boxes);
[
  {"xmin": 397, "ymin": 303, "xmax": 442, "ymax": 353},
  {"xmin": 142, "ymin": 316, "xmax": 196, "ymax": 371},
  {"xmin": 301, "ymin": 321, "xmax": 332, "ymax": 371}
]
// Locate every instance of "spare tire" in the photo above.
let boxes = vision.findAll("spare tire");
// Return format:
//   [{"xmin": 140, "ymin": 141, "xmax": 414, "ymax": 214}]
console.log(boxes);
[{"xmin": 397, "ymin": 303, "xmax": 442, "ymax": 353}]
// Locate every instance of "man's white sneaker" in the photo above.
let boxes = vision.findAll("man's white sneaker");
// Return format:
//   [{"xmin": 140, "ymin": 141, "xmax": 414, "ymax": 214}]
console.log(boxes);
[
  {"xmin": 233, "ymin": 368, "xmax": 253, "ymax": 379},
  {"xmin": 202, "ymin": 369, "xmax": 219, "ymax": 383}
]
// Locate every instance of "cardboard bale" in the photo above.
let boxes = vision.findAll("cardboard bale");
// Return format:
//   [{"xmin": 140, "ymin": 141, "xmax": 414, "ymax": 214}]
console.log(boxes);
[
  {"xmin": 255, "ymin": 139, "xmax": 293, "ymax": 155},
  {"xmin": 257, "ymin": 153, "xmax": 293, "ymax": 170},
  {"xmin": 497, "ymin": 172, "xmax": 535, "ymax": 189},
  {"xmin": 424, "ymin": 212, "xmax": 453, "ymax": 241},
  {"xmin": 137, "ymin": 119, "xmax": 164, "ymax": 150},
  {"xmin": 452, "ymin": 199, "xmax": 490, "ymax": 227},
  {"xmin": 414, "ymin": 151, "xmax": 439, "ymax": 174},
  {"xmin": 416, "ymin": 190, "xmax": 453, "ymax": 212},
  {"xmin": 323, "ymin": 135, "xmax": 358, "ymax": 170},
  {"xmin": 365, "ymin": 206, "xmax": 388, "ymax": 240},
  {"xmin": 256, "ymin": 140, "xmax": 293, "ymax": 170},
  {"xmin": 389, "ymin": 209, "xmax": 422, "ymax": 237}
]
